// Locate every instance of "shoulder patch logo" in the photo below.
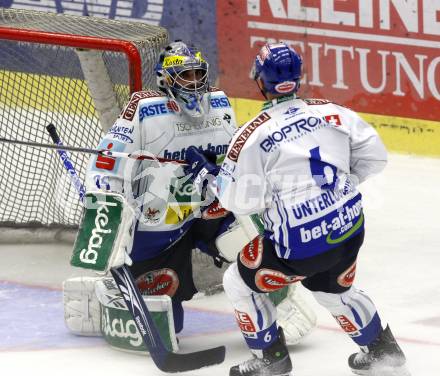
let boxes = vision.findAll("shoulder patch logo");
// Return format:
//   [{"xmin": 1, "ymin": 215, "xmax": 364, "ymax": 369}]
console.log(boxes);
[
  {"xmin": 121, "ymin": 90, "xmax": 163, "ymax": 121},
  {"xmin": 324, "ymin": 114, "xmax": 342, "ymax": 127},
  {"xmin": 227, "ymin": 112, "xmax": 271, "ymax": 162}
]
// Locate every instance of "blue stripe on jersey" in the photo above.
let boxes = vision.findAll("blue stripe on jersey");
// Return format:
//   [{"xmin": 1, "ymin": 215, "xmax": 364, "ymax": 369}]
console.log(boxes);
[
  {"xmin": 274, "ymin": 198, "xmax": 284, "ymax": 258},
  {"xmin": 281, "ymin": 197, "xmax": 291, "ymax": 259}
]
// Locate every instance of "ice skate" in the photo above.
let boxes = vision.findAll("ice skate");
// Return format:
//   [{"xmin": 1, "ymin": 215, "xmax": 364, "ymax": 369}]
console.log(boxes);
[
  {"xmin": 230, "ymin": 327, "xmax": 293, "ymax": 376},
  {"xmin": 349, "ymin": 325, "xmax": 410, "ymax": 375}
]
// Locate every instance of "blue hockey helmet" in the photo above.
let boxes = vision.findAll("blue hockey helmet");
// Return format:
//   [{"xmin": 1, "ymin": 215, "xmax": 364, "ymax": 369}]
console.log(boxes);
[
  {"xmin": 156, "ymin": 40, "xmax": 209, "ymax": 117},
  {"xmin": 251, "ymin": 42, "xmax": 302, "ymax": 96}
]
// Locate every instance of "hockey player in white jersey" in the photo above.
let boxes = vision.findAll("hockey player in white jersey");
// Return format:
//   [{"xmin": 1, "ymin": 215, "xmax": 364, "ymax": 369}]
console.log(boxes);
[
  {"xmin": 64, "ymin": 41, "xmax": 316, "ymax": 352},
  {"xmin": 185, "ymin": 43, "xmax": 409, "ymax": 375},
  {"xmin": 64, "ymin": 40, "xmax": 237, "ymax": 346}
]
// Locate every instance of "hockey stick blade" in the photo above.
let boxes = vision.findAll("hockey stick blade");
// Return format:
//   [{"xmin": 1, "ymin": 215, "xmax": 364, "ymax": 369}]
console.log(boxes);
[
  {"xmin": 159, "ymin": 344, "xmax": 226, "ymax": 373},
  {"xmin": 111, "ymin": 265, "xmax": 226, "ymax": 372}
]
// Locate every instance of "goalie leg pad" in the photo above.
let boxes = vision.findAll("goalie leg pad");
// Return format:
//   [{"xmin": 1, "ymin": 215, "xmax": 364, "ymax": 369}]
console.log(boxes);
[
  {"xmin": 63, "ymin": 276, "xmax": 178, "ymax": 353},
  {"xmin": 95, "ymin": 277, "xmax": 179, "ymax": 353},
  {"xmin": 274, "ymin": 283, "xmax": 317, "ymax": 345},
  {"xmin": 63, "ymin": 276, "xmax": 103, "ymax": 336}
]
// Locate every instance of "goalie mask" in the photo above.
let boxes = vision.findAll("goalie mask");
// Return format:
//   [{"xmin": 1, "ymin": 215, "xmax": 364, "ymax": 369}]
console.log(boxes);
[
  {"xmin": 156, "ymin": 41, "xmax": 210, "ymax": 117},
  {"xmin": 251, "ymin": 42, "xmax": 302, "ymax": 98}
]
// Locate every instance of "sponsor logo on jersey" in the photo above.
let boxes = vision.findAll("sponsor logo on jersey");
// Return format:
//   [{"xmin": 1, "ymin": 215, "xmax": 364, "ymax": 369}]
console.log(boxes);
[
  {"xmin": 303, "ymin": 98, "xmax": 332, "ymax": 106},
  {"xmin": 260, "ymin": 116, "xmax": 329, "ymax": 153},
  {"xmin": 164, "ymin": 143, "xmax": 228, "ymax": 161},
  {"xmin": 122, "ymin": 91, "xmax": 162, "ymax": 121},
  {"xmin": 255, "ymin": 268, "xmax": 305, "ymax": 292},
  {"xmin": 299, "ymin": 199, "xmax": 364, "ymax": 245},
  {"xmin": 292, "ymin": 184, "xmax": 356, "ymax": 221},
  {"xmin": 325, "ymin": 114, "xmax": 342, "ymax": 127},
  {"xmin": 94, "ymin": 140, "xmax": 125, "ymax": 171},
  {"xmin": 136, "ymin": 268, "xmax": 179, "ymax": 297},
  {"xmin": 175, "ymin": 117, "xmax": 222, "ymax": 133},
  {"xmin": 283, "ymin": 106, "xmax": 302, "ymax": 119},
  {"xmin": 108, "ymin": 125, "xmax": 134, "ymax": 143},
  {"xmin": 139, "ymin": 101, "xmax": 174, "ymax": 120},
  {"xmin": 144, "ymin": 207, "xmax": 161, "ymax": 224},
  {"xmin": 165, "ymin": 204, "xmax": 196, "ymax": 224},
  {"xmin": 234, "ymin": 310, "xmax": 256, "ymax": 333},
  {"xmin": 167, "ymin": 99, "xmax": 180, "ymax": 113},
  {"xmin": 163, "ymin": 176, "xmax": 202, "ymax": 225},
  {"xmin": 210, "ymin": 96, "xmax": 231, "ymax": 108},
  {"xmin": 239, "ymin": 236, "xmax": 263, "ymax": 269},
  {"xmin": 337, "ymin": 261, "xmax": 357, "ymax": 287},
  {"xmin": 275, "ymin": 81, "xmax": 297, "ymax": 93},
  {"xmin": 223, "ymin": 113, "xmax": 232, "ymax": 124},
  {"xmin": 228, "ymin": 112, "xmax": 271, "ymax": 161},
  {"xmin": 334, "ymin": 315, "xmax": 361, "ymax": 336}
]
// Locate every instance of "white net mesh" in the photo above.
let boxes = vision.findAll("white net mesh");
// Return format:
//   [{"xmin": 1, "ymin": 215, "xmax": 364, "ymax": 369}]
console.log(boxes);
[{"xmin": 0, "ymin": 8, "xmax": 168, "ymax": 228}]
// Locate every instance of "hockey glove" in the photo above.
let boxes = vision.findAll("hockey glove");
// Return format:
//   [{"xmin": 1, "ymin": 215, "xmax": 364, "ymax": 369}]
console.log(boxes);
[{"xmin": 184, "ymin": 146, "xmax": 220, "ymax": 195}]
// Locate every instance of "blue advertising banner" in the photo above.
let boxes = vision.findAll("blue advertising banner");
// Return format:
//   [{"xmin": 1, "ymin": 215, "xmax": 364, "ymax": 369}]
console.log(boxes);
[{"xmin": 0, "ymin": 0, "xmax": 219, "ymax": 80}]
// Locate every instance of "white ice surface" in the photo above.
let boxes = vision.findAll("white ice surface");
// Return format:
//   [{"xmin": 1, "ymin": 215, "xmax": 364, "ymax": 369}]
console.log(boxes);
[{"xmin": 1, "ymin": 153, "xmax": 439, "ymax": 376}]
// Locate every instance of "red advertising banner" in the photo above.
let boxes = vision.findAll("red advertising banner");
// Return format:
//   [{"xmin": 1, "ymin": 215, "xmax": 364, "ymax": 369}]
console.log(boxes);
[{"xmin": 217, "ymin": 0, "xmax": 440, "ymax": 121}]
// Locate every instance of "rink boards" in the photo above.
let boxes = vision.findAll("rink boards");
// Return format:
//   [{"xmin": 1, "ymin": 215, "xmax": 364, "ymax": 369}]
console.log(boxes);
[{"xmin": 230, "ymin": 97, "xmax": 440, "ymax": 158}]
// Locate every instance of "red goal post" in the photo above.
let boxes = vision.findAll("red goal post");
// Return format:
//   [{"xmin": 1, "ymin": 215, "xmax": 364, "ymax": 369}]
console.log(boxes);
[
  {"xmin": 0, "ymin": 8, "xmax": 168, "ymax": 230},
  {"xmin": 0, "ymin": 25, "xmax": 144, "ymax": 94}
]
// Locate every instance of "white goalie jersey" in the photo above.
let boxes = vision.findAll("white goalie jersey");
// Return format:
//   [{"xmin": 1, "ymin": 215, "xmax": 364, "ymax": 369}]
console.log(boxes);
[
  {"xmin": 217, "ymin": 96, "xmax": 387, "ymax": 260},
  {"xmin": 85, "ymin": 89, "xmax": 236, "ymax": 262}
]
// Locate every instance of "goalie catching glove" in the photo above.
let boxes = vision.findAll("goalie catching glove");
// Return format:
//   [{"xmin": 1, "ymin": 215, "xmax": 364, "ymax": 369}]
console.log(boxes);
[{"xmin": 71, "ymin": 192, "xmax": 136, "ymax": 273}]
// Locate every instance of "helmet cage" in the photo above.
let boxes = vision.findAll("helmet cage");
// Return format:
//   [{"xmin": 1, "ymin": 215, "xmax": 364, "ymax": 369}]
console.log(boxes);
[
  {"xmin": 163, "ymin": 62, "xmax": 209, "ymax": 104},
  {"xmin": 156, "ymin": 41, "xmax": 210, "ymax": 117}
]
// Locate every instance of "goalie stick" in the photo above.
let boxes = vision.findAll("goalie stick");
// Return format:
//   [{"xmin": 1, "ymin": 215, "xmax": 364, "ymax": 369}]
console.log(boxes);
[
  {"xmin": 46, "ymin": 124, "xmax": 226, "ymax": 372},
  {"xmin": 0, "ymin": 129, "xmax": 186, "ymax": 165}
]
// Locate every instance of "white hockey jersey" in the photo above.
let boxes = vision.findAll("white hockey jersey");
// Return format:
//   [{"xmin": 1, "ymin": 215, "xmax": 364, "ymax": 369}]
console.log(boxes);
[
  {"xmin": 86, "ymin": 89, "xmax": 236, "ymax": 261},
  {"xmin": 217, "ymin": 96, "xmax": 387, "ymax": 260}
]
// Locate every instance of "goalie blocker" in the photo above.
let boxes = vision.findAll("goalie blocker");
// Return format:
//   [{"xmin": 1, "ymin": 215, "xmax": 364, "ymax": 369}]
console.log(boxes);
[{"xmin": 71, "ymin": 192, "xmax": 136, "ymax": 273}]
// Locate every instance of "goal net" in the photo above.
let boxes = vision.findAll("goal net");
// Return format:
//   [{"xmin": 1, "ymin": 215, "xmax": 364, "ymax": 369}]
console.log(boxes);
[
  {"xmin": 0, "ymin": 8, "xmax": 168, "ymax": 230},
  {"xmin": 0, "ymin": 9, "xmax": 224, "ymax": 293}
]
